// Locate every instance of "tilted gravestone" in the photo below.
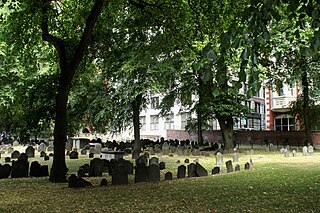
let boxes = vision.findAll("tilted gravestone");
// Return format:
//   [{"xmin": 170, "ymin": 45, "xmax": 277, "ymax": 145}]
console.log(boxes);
[
  {"xmin": 11, "ymin": 160, "xmax": 29, "ymax": 178},
  {"xmin": 216, "ymin": 152, "xmax": 223, "ymax": 165},
  {"xmin": 226, "ymin": 160, "xmax": 233, "ymax": 173},
  {"xmin": 68, "ymin": 174, "xmax": 92, "ymax": 188},
  {"xmin": 195, "ymin": 162, "xmax": 208, "ymax": 177},
  {"xmin": 112, "ymin": 164, "xmax": 128, "ymax": 185},
  {"xmin": 212, "ymin": 166, "xmax": 220, "ymax": 175},
  {"xmin": 165, "ymin": 172, "xmax": 173, "ymax": 180},
  {"xmin": 89, "ymin": 158, "xmax": 103, "ymax": 177},
  {"xmin": 188, "ymin": 163, "xmax": 197, "ymax": 178},
  {"xmin": 134, "ymin": 163, "xmax": 148, "ymax": 183},
  {"xmin": 0, "ymin": 164, "xmax": 11, "ymax": 179},
  {"xmin": 244, "ymin": 162, "xmax": 250, "ymax": 170},
  {"xmin": 177, "ymin": 165, "xmax": 186, "ymax": 179},
  {"xmin": 25, "ymin": 146, "xmax": 35, "ymax": 158},
  {"xmin": 148, "ymin": 164, "xmax": 160, "ymax": 182}
]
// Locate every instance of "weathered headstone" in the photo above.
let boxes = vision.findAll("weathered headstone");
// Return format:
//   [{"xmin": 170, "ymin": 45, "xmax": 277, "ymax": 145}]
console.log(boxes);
[
  {"xmin": 244, "ymin": 162, "xmax": 250, "ymax": 170},
  {"xmin": 46, "ymin": 146, "xmax": 54, "ymax": 152},
  {"xmin": 7, "ymin": 147, "xmax": 14, "ymax": 154},
  {"xmin": 5, "ymin": 157, "xmax": 11, "ymax": 163},
  {"xmin": 192, "ymin": 149, "xmax": 200, "ymax": 156},
  {"xmin": 80, "ymin": 149, "xmax": 87, "ymax": 155},
  {"xmin": 148, "ymin": 164, "xmax": 160, "ymax": 182},
  {"xmin": 292, "ymin": 150, "xmax": 297, "ymax": 157},
  {"xmin": 77, "ymin": 168, "xmax": 86, "ymax": 178},
  {"xmin": 232, "ymin": 153, "xmax": 239, "ymax": 163},
  {"xmin": 41, "ymin": 165, "xmax": 49, "ymax": 176},
  {"xmin": 283, "ymin": 149, "xmax": 290, "ymax": 158},
  {"xmin": 89, "ymin": 153, "xmax": 94, "ymax": 158},
  {"xmin": 30, "ymin": 161, "xmax": 42, "ymax": 177},
  {"xmin": 302, "ymin": 146, "xmax": 308, "ymax": 156},
  {"xmin": 95, "ymin": 144, "xmax": 102, "ymax": 154},
  {"xmin": 149, "ymin": 157, "xmax": 159, "ymax": 165},
  {"xmin": 11, "ymin": 160, "xmax": 29, "ymax": 178},
  {"xmin": 112, "ymin": 165, "xmax": 128, "ymax": 185},
  {"xmin": 132, "ymin": 149, "xmax": 140, "ymax": 160},
  {"xmin": 89, "ymin": 158, "xmax": 103, "ymax": 177},
  {"xmin": 269, "ymin": 143, "xmax": 275, "ymax": 151},
  {"xmin": 68, "ymin": 174, "xmax": 92, "ymax": 188},
  {"xmin": 40, "ymin": 151, "xmax": 46, "ymax": 158},
  {"xmin": 69, "ymin": 151, "xmax": 79, "ymax": 159},
  {"xmin": 184, "ymin": 159, "xmax": 190, "ymax": 164},
  {"xmin": 12, "ymin": 141, "xmax": 19, "ymax": 146},
  {"xmin": 134, "ymin": 163, "xmax": 148, "ymax": 183},
  {"xmin": 195, "ymin": 162, "xmax": 208, "ymax": 177},
  {"xmin": 165, "ymin": 172, "xmax": 173, "ymax": 180},
  {"xmin": 162, "ymin": 142, "xmax": 170, "ymax": 155},
  {"xmin": 216, "ymin": 152, "xmax": 223, "ymax": 165},
  {"xmin": 25, "ymin": 146, "xmax": 35, "ymax": 158},
  {"xmin": 123, "ymin": 160, "xmax": 134, "ymax": 175},
  {"xmin": 235, "ymin": 164, "xmax": 240, "ymax": 171},
  {"xmin": 226, "ymin": 160, "xmax": 233, "ymax": 173},
  {"xmin": 100, "ymin": 178, "xmax": 108, "ymax": 186},
  {"xmin": 188, "ymin": 163, "xmax": 197, "ymax": 178},
  {"xmin": 308, "ymin": 145, "xmax": 314, "ymax": 156},
  {"xmin": 38, "ymin": 143, "xmax": 47, "ymax": 153},
  {"xmin": 177, "ymin": 165, "xmax": 186, "ymax": 178},
  {"xmin": 212, "ymin": 166, "xmax": 220, "ymax": 175},
  {"xmin": 11, "ymin": 150, "xmax": 20, "ymax": 159},
  {"xmin": 18, "ymin": 153, "xmax": 28, "ymax": 162},
  {"xmin": 159, "ymin": 161, "xmax": 166, "ymax": 170},
  {"xmin": 0, "ymin": 164, "xmax": 11, "ymax": 179}
]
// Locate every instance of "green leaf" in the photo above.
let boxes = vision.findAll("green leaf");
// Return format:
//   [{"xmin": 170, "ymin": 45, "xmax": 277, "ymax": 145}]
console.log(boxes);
[
  {"xmin": 239, "ymin": 69, "xmax": 246, "ymax": 82},
  {"xmin": 201, "ymin": 69, "xmax": 213, "ymax": 83},
  {"xmin": 241, "ymin": 48, "xmax": 250, "ymax": 60},
  {"xmin": 232, "ymin": 38, "xmax": 241, "ymax": 49},
  {"xmin": 207, "ymin": 50, "xmax": 217, "ymax": 61},
  {"xmin": 193, "ymin": 62, "xmax": 203, "ymax": 71},
  {"xmin": 301, "ymin": 46, "xmax": 311, "ymax": 56},
  {"xmin": 312, "ymin": 9, "xmax": 319, "ymax": 20}
]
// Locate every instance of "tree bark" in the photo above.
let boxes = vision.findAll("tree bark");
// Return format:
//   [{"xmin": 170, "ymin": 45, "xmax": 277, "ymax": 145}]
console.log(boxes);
[
  {"xmin": 132, "ymin": 93, "xmax": 142, "ymax": 152},
  {"xmin": 217, "ymin": 115, "xmax": 234, "ymax": 150},
  {"xmin": 302, "ymin": 70, "xmax": 312, "ymax": 145},
  {"xmin": 40, "ymin": 0, "xmax": 105, "ymax": 182}
]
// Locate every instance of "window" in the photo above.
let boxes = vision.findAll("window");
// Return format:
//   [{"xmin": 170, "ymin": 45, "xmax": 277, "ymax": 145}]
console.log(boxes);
[
  {"xmin": 275, "ymin": 116, "xmax": 295, "ymax": 131},
  {"xmin": 181, "ymin": 112, "xmax": 191, "ymax": 130},
  {"xmin": 165, "ymin": 113, "xmax": 174, "ymax": 130},
  {"xmin": 151, "ymin": 97, "xmax": 159, "ymax": 109},
  {"xmin": 140, "ymin": 116, "xmax": 146, "ymax": 131},
  {"xmin": 150, "ymin": 115, "xmax": 159, "ymax": 130},
  {"xmin": 255, "ymin": 102, "xmax": 261, "ymax": 114}
]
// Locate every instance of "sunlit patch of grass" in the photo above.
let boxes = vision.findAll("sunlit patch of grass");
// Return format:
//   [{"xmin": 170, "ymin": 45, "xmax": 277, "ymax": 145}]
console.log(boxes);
[{"xmin": 0, "ymin": 148, "xmax": 320, "ymax": 212}]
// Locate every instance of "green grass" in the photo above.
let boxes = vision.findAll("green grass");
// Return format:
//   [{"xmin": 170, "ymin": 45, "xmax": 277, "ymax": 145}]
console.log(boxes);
[{"xmin": 0, "ymin": 149, "xmax": 320, "ymax": 212}]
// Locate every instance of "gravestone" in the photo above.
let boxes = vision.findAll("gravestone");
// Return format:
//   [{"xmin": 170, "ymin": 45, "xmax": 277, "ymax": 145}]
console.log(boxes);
[
  {"xmin": 280, "ymin": 148, "xmax": 285, "ymax": 154},
  {"xmin": 235, "ymin": 164, "xmax": 240, "ymax": 171},
  {"xmin": 112, "ymin": 165, "xmax": 128, "ymax": 185},
  {"xmin": 5, "ymin": 157, "xmax": 11, "ymax": 163},
  {"xmin": 80, "ymin": 149, "xmax": 87, "ymax": 155},
  {"xmin": 41, "ymin": 165, "xmax": 49, "ymax": 176},
  {"xmin": 46, "ymin": 146, "xmax": 54, "ymax": 152},
  {"xmin": 95, "ymin": 144, "xmax": 102, "ymax": 154},
  {"xmin": 148, "ymin": 164, "xmax": 160, "ymax": 182},
  {"xmin": 308, "ymin": 145, "xmax": 314, "ymax": 156},
  {"xmin": 244, "ymin": 162, "xmax": 250, "ymax": 170},
  {"xmin": 162, "ymin": 142, "xmax": 170, "ymax": 155},
  {"xmin": 188, "ymin": 163, "xmax": 197, "ymax": 178},
  {"xmin": 184, "ymin": 159, "xmax": 189, "ymax": 164},
  {"xmin": 226, "ymin": 160, "xmax": 233, "ymax": 173},
  {"xmin": 77, "ymin": 168, "xmax": 86, "ymax": 178},
  {"xmin": 123, "ymin": 160, "xmax": 134, "ymax": 175},
  {"xmin": 100, "ymin": 178, "xmax": 108, "ymax": 186},
  {"xmin": 44, "ymin": 155, "xmax": 50, "ymax": 161},
  {"xmin": 192, "ymin": 149, "xmax": 200, "ymax": 156},
  {"xmin": 149, "ymin": 157, "xmax": 159, "ymax": 165},
  {"xmin": 18, "ymin": 153, "xmax": 28, "ymax": 162},
  {"xmin": 159, "ymin": 161, "xmax": 166, "ymax": 170},
  {"xmin": 232, "ymin": 153, "xmax": 239, "ymax": 163},
  {"xmin": 269, "ymin": 143, "xmax": 275, "ymax": 151},
  {"xmin": 177, "ymin": 165, "xmax": 186, "ymax": 178},
  {"xmin": 69, "ymin": 151, "xmax": 79, "ymax": 159},
  {"xmin": 30, "ymin": 161, "xmax": 42, "ymax": 177},
  {"xmin": 212, "ymin": 167, "xmax": 220, "ymax": 174},
  {"xmin": 134, "ymin": 164, "xmax": 148, "ymax": 183},
  {"xmin": 283, "ymin": 149, "xmax": 290, "ymax": 158},
  {"xmin": 11, "ymin": 150, "xmax": 20, "ymax": 159},
  {"xmin": 216, "ymin": 152, "xmax": 223, "ymax": 165},
  {"xmin": 38, "ymin": 143, "xmax": 47, "ymax": 153},
  {"xmin": 0, "ymin": 164, "xmax": 11, "ymax": 179},
  {"xmin": 25, "ymin": 146, "xmax": 35, "ymax": 158},
  {"xmin": 177, "ymin": 146, "xmax": 183, "ymax": 156},
  {"xmin": 7, "ymin": 147, "xmax": 14, "ymax": 154},
  {"xmin": 89, "ymin": 153, "xmax": 94, "ymax": 158},
  {"xmin": 165, "ymin": 172, "xmax": 173, "ymax": 180},
  {"xmin": 40, "ymin": 151, "xmax": 46, "ymax": 157},
  {"xmin": 11, "ymin": 160, "xmax": 29, "ymax": 178},
  {"xmin": 12, "ymin": 141, "xmax": 19, "ymax": 146},
  {"xmin": 195, "ymin": 162, "xmax": 208, "ymax": 177},
  {"xmin": 68, "ymin": 174, "xmax": 92, "ymax": 188},
  {"xmin": 89, "ymin": 147, "xmax": 96, "ymax": 154},
  {"xmin": 136, "ymin": 155, "xmax": 148, "ymax": 166},
  {"xmin": 292, "ymin": 150, "xmax": 297, "ymax": 157},
  {"xmin": 148, "ymin": 147, "xmax": 155, "ymax": 155},
  {"xmin": 302, "ymin": 146, "xmax": 308, "ymax": 156},
  {"xmin": 89, "ymin": 158, "xmax": 103, "ymax": 177}
]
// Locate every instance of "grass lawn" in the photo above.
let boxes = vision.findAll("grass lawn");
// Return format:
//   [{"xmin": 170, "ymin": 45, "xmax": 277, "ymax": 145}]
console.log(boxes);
[{"xmin": 0, "ymin": 147, "xmax": 319, "ymax": 213}]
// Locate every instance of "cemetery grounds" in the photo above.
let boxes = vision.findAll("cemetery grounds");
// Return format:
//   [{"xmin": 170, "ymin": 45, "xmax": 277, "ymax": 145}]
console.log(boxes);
[{"xmin": 0, "ymin": 146, "xmax": 319, "ymax": 213}]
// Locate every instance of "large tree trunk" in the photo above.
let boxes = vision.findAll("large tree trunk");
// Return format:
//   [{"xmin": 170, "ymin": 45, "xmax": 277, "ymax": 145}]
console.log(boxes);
[
  {"xmin": 132, "ymin": 93, "xmax": 142, "ymax": 151},
  {"xmin": 217, "ymin": 115, "xmax": 234, "ymax": 150},
  {"xmin": 40, "ymin": 0, "xmax": 105, "ymax": 182},
  {"xmin": 302, "ymin": 70, "xmax": 312, "ymax": 145}
]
